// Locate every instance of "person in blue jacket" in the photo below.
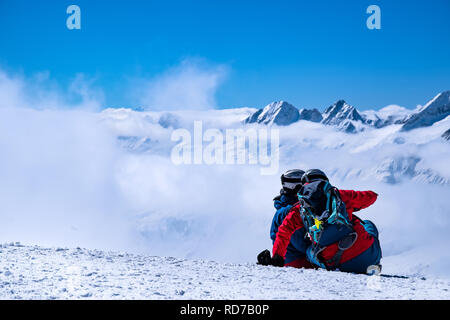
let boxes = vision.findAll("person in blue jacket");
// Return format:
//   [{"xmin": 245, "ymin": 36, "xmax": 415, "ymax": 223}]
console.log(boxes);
[{"xmin": 268, "ymin": 169, "xmax": 313, "ymax": 268}]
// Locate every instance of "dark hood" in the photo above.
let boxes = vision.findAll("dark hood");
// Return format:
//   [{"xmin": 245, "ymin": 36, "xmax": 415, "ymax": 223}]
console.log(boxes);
[{"xmin": 298, "ymin": 180, "xmax": 328, "ymax": 216}]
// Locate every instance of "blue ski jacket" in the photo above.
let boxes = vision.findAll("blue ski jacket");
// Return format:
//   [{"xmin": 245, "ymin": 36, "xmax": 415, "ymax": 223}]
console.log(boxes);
[{"xmin": 270, "ymin": 191, "xmax": 310, "ymax": 261}]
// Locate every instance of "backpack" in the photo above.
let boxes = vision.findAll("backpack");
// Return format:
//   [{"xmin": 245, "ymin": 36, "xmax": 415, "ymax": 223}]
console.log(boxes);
[{"xmin": 298, "ymin": 180, "xmax": 357, "ymax": 270}]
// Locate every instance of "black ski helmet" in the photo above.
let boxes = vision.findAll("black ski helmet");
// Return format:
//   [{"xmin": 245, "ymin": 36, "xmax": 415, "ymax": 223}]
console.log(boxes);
[
  {"xmin": 301, "ymin": 169, "xmax": 328, "ymax": 184},
  {"xmin": 281, "ymin": 169, "xmax": 305, "ymax": 192}
]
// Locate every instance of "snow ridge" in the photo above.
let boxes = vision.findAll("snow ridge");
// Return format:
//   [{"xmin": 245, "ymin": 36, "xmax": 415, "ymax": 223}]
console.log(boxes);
[{"xmin": 401, "ymin": 91, "xmax": 450, "ymax": 131}]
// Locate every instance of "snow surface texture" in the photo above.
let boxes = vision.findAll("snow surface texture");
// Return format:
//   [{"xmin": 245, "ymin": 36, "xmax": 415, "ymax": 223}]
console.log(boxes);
[
  {"xmin": 1, "ymin": 243, "xmax": 449, "ymax": 300},
  {"xmin": 1, "ymin": 68, "xmax": 450, "ymax": 299}
]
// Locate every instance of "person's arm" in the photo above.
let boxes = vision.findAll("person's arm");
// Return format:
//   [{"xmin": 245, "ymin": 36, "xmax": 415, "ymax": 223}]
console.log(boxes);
[
  {"xmin": 270, "ymin": 205, "xmax": 292, "ymax": 242},
  {"xmin": 338, "ymin": 189, "xmax": 378, "ymax": 212},
  {"xmin": 272, "ymin": 204, "xmax": 304, "ymax": 259}
]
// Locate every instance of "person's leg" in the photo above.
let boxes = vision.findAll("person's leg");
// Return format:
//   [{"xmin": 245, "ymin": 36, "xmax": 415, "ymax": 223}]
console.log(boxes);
[
  {"xmin": 284, "ymin": 245, "xmax": 315, "ymax": 269},
  {"xmin": 338, "ymin": 221, "xmax": 382, "ymax": 273},
  {"xmin": 363, "ymin": 219, "xmax": 382, "ymax": 265},
  {"xmin": 338, "ymin": 240, "xmax": 382, "ymax": 273},
  {"xmin": 285, "ymin": 257, "xmax": 315, "ymax": 269}
]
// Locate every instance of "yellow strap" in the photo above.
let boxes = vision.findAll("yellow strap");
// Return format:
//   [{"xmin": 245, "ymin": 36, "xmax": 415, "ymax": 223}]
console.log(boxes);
[{"xmin": 314, "ymin": 218, "xmax": 323, "ymax": 230}]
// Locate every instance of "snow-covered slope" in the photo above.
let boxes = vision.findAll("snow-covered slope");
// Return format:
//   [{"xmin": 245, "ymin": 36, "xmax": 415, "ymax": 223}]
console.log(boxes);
[
  {"xmin": 1, "ymin": 243, "xmax": 449, "ymax": 300},
  {"xmin": 244, "ymin": 101, "xmax": 299, "ymax": 126},
  {"xmin": 402, "ymin": 91, "xmax": 450, "ymax": 131}
]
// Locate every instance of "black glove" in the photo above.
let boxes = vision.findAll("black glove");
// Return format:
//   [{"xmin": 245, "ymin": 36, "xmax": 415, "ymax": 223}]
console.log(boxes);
[
  {"xmin": 257, "ymin": 250, "xmax": 285, "ymax": 267},
  {"xmin": 257, "ymin": 249, "xmax": 272, "ymax": 266},
  {"xmin": 271, "ymin": 254, "xmax": 285, "ymax": 267}
]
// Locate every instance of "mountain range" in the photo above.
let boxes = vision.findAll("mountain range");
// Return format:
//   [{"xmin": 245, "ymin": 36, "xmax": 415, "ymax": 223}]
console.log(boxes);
[
  {"xmin": 101, "ymin": 90, "xmax": 450, "ymax": 188},
  {"xmin": 244, "ymin": 91, "xmax": 450, "ymax": 136}
]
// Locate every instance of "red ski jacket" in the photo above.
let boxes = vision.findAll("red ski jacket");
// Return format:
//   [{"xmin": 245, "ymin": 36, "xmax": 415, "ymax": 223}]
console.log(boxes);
[{"xmin": 272, "ymin": 189, "xmax": 378, "ymax": 266}]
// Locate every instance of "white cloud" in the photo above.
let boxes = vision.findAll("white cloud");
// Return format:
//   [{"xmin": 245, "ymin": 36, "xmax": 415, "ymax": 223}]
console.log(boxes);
[
  {"xmin": 138, "ymin": 58, "xmax": 228, "ymax": 110},
  {"xmin": 0, "ymin": 69, "xmax": 133, "ymax": 251},
  {"xmin": 0, "ymin": 69, "xmax": 104, "ymax": 111}
]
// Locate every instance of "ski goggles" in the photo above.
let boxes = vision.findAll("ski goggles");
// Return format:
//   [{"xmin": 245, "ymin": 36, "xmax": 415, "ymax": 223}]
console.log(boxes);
[{"xmin": 282, "ymin": 181, "xmax": 302, "ymax": 190}]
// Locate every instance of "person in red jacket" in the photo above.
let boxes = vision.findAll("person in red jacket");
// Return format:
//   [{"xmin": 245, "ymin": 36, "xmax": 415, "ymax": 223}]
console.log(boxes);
[{"xmin": 270, "ymin": 169, "xmax": 382, "ymax": 274}]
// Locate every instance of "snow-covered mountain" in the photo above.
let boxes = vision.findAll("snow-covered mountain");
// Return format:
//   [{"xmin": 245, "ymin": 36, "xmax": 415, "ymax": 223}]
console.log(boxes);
[
  {"xmin": 244, "ymin": 101, "xmax": 299, "ymax": 126},
  {"xmin": 321, "ymin": 100, "xmax": 364, "ymax": 125},
  {"xmin": 244, "ymin": 102, "xmax": 323, "ymax": 126},
  {"xmin": 243, "ymin": 91, "xmax": 450, "ymax": 133},
  {"xmin": 243, "ymin": 99, "xmax": 367, "ymax": 133},
  {"xmin": 401, "ymin": 91, "xmax": 450, "ymax": 131}
]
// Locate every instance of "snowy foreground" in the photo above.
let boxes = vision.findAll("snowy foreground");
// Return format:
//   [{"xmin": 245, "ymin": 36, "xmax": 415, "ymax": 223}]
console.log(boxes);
[{"xmin": 1, "ymin": 243, "xmax": 449, "ymax": 300}]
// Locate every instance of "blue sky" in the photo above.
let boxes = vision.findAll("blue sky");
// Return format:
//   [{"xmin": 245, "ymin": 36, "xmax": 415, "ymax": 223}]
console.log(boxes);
[{"xmin": 1, "ymin": 0, "xmax": 449, "ymax": 110}]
